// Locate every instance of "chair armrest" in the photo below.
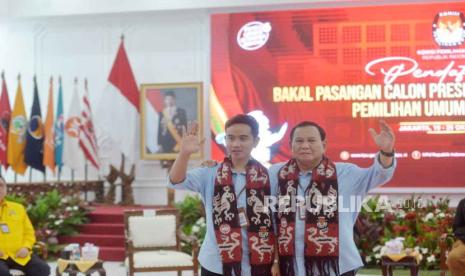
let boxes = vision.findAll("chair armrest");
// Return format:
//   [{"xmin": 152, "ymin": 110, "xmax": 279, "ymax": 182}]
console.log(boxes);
[
  {"xmin": 124, "ymin": 231, "xmax": 135, "ymax": 258},
  {"xmin": 177, "ymin": 227, "xmax": 198, "ymax": 245},
  {"xmin": 125, "ymin": 237, "xmax": 134, "ymax": 251},
  {"xmin": 439, "ymin": 233, "xmax": 454, "ymax": 271},
  {"xmin": 33, "ymin": 241, "xmax": 48, "ymax": 260},
  {"xmin": 191, "ymin": 241, "xmax": 199, "ymax": 256}
]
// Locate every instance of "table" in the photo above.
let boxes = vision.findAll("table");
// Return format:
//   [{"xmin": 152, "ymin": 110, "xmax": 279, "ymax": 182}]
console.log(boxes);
[
  {"xmin": 55, "ymin": 259, "xmax": 106, "ymax": 276},
  {"xmin": 381, "ymin": 255, "xmax": 419, "ymax": 276}
]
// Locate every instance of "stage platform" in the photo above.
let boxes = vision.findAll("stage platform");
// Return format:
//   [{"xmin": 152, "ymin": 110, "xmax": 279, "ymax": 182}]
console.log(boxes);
[{"xmin": 59, "ymin": 204, "xmax": 168, "ymax": 261}]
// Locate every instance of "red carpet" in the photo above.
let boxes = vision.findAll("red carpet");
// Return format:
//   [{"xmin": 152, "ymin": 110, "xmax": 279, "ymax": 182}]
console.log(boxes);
[{"xmin": 59, "ymin": 204, "xmax": 166, "ymax": 261}]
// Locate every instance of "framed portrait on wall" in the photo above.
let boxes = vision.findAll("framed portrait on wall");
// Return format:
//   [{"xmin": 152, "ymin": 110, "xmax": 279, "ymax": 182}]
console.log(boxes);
[{"xmin": 140, "ymin": 82, "xmax": 203, "ymax": 160}]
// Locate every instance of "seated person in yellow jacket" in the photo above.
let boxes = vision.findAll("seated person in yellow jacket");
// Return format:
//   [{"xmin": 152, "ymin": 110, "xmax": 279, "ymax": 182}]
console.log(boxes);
[{"xmin": 0, "ymin": 176, "xmax": 50, "ymax": 276}]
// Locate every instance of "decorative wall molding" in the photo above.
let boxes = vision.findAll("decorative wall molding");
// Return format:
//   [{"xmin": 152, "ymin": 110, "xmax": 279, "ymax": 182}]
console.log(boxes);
[{"xmin": 2, "ymin": 0, "xmax": 443, "ymax": 19}]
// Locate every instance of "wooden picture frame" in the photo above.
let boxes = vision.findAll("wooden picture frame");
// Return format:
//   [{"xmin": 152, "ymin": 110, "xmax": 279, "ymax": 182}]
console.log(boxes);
[{"xmin": 140, "ymin": 82, "xmax": 203, "ymax": 160}]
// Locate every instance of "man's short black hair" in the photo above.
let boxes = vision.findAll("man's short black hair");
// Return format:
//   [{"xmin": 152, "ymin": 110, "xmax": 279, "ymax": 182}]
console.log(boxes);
[
  {"xmin": 290, "ymin": 121, "xmax": 326, "ymax": 142},
  {"xmin": 164, "ymin": 90, "xmax": 176, "ymax": 98},
  {"xmin": 225, "ymin": 114, "xmax": 259, "ymax": 138}
]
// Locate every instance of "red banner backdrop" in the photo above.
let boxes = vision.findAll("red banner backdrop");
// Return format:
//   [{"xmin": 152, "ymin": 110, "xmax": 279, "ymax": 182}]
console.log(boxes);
[{"xmin": 211, "ymin": 2, "xmax": 465, "ymax": 188}]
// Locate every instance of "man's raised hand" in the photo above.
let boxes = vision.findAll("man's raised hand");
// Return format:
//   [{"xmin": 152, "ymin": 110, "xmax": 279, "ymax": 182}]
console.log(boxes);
[
  {"xmin": 180, "ymin": 121, "xmax": 205, "ymax": 155},
  {"xmin": 369, "ymin": 120, "xmax": 395, "ymax": 153}
]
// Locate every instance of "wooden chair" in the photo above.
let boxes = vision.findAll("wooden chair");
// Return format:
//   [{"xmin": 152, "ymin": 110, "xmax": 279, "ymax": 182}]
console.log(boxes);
[
  {"xmin": 124, "ymin": 209, "xmax": 199, "ymax": 276},
  {"xmin": 381, "ymin": 255, "xmax": 419, "ymax": 276}
]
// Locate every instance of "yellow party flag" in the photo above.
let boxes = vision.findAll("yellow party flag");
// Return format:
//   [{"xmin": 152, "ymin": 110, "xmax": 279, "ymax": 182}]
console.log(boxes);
[{"xmin": 7, "ymin": 77, "xmax": 28, "ymax": 174}]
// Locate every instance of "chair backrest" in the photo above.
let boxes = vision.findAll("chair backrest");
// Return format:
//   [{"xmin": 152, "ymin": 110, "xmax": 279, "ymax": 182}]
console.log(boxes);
[{"xmin": 124, "ymin": 208, "xmax": 179, "ymax": 250}]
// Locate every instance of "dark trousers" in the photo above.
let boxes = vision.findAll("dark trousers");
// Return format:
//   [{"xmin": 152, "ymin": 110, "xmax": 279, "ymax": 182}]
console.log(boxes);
[
  {"xmin": 0, "ymin": 255, "xmax": 50, "ymax": 276},
  {"xmin": 201, "ymin": 266, "xmax": 223, "ymax": 276},
  {"xmin": 202, "ymin": 266, "xmax": 354, "ymax": 276}
]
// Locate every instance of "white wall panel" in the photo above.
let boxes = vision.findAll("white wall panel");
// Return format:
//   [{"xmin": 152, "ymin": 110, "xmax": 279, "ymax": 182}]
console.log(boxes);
[{"xmin": 0, "ymin": 10, "xmax": 209, "ymax": 204}]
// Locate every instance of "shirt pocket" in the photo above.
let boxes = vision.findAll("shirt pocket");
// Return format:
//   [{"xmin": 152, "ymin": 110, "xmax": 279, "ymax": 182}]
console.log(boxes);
[{"xmin": 7, "ymin": 211, "xmax": 22, "ymax": 221}]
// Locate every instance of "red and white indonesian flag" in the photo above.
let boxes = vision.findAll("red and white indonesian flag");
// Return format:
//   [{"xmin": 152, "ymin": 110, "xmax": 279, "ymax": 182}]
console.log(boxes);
[
  {"xmin": 145, "ymin": 89, "xmax": 163, "ymax": 153},
  {"xmin": 96, "ymin": 39, "xmax": 139, "ymax": 167},
  {"xmin": 63, "ymin": 80, "xmax": 85, "ymax": 170},
  {"xmin": 79, "ymin": 79, "xmax": 99, "ymax": 169}
]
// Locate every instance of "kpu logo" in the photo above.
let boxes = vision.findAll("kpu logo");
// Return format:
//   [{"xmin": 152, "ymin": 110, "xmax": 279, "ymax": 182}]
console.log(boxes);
[{"xmin": 433, "ymin": 11, "xmax": 465, "ymax": 47}]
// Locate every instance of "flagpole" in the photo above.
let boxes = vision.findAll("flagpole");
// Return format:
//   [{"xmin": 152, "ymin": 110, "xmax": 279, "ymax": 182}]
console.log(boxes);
[
  {"xmin": 57, "ymin": 76, "xmax": 62, "ymax": 183},
  {"xmin": 71, "ymin": 168, "xmax": 75, "ymax": 183},
  {"xmin": 84, "ymin": 160, "xmax": 88, "ymax": 201},
  {"xmin": 82, "ymin": 78, "xmax": 89, "ymax": 200},
  {"xmin": 29, "ymin": 168, "xmax": 32, "ymax": 182},
  {"xmin": 85, "ymin": 161, "xmax": 88, "ymax": 182},
  {"xmin": 14, "ymin": 173, "xmax": 17, "ymax": 183}
]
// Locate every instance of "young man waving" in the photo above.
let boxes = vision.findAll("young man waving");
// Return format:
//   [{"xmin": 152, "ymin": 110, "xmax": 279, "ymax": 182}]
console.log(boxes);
[{"xmin": 169, "ymin": 115, "xmax": 279, "ymax": 276}]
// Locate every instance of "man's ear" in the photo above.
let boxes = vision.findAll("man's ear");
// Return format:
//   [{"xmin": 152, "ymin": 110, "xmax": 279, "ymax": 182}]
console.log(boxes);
[
  {"xmin": 254, "ymin": 137, "xmax": 260, "ymax": 148},
  {"xmin": 322, "ymin": 139, "xmax": 327, "ymax": 151}
]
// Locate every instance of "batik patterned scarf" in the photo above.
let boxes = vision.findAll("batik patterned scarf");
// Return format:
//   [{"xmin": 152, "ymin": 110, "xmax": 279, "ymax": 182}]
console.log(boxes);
[
  {"xmin": 213, "ymin": 157, "xmax": 275, "ymax": 276},
  {"xmin": 277, "ymin": 157, "xmax": 339, "ymax": 276}
]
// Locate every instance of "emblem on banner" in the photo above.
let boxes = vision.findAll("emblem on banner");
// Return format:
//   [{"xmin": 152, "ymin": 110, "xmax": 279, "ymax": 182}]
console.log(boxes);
[
  {"xmin": 433, "ymin": 11, "xmax": 465, "ymax": 47},
  {"xmin": 10, "ymin": 115, "xmax": 27, "ymax": 142},
  {"xmin": 65, "ymin": 116, "xmax": 81, "ymax": 138},
  {"xmin": 0, "ymin": 111, "xmax": 9, "ymax": 132},
  {"xmin": 28, "ymin": 115, "xmax": 44, "ymax": 139},
  {"xmin": 237, "ymin": 21, "xmax": 272, "ymax": 51}
]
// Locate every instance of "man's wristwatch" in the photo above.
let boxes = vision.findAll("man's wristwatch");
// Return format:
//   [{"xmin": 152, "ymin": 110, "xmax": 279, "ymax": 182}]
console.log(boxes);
[
  {"xmin": 380, "ymin": 149, "xmax": 395, "ymax": 157},
  {"xmin": 273, "ymin": 259, "xmax": 279, "ymax": 264}
]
